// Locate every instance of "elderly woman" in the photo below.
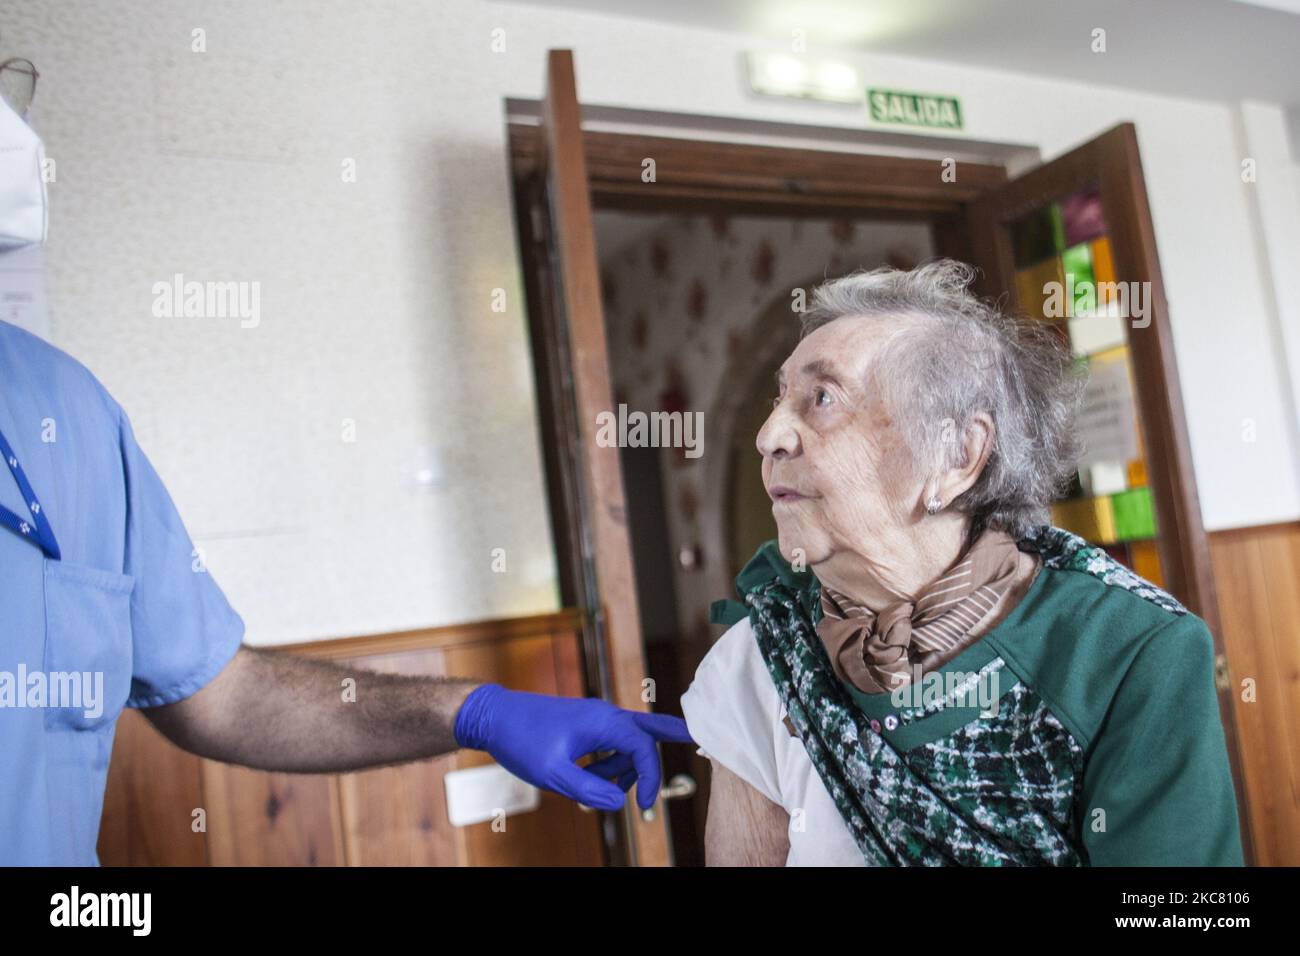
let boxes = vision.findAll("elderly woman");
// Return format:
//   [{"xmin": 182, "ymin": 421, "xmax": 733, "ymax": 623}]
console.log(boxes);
[{"xmin": 680, "ymin": 259, "xmax": 1242, "ymax": 867}]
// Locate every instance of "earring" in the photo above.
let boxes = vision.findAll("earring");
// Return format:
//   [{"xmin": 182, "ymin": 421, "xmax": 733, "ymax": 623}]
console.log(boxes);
[{"xmin": 925, "ymin": 495, "xmax": 943, "ymax": 515}]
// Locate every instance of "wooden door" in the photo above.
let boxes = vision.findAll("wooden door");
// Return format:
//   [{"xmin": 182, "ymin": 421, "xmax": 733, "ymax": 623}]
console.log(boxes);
[
  {"xmin": 518, "ymin": 49, "xmax": 673, "ymax": 866},
  {"xmin": 963, "ymin": 124, "xmax": 1253, "ymax": 861}
]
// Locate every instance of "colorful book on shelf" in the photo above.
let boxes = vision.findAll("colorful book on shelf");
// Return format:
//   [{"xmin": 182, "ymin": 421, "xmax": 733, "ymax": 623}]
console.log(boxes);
[
  {"xmin": 1061, "ymin": 242, "xmax": 1094, "ymax": 318},
  {"xmin": 1050, "ymin": 495, "xmax": 1117, "ymax": 545},
  {"xmin": 1090, "ymin": 236, "xmax": 1116, "ymax": 292},
  {"xmin": 1111, "ymin": 486, "xmax": 1157, "ymax": 541},
  {"xmin": 1129, "ymin": 538, "xmax": 1164, "ymax": 587},
  {"xmin": 1015, "ymin": 257, "xmax": 1065, "ymax": 324}
]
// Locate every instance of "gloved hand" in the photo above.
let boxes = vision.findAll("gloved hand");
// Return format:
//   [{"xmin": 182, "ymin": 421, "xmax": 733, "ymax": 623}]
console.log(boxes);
[{"xmin": 453, "ymin": 684, "xmax": 694, "ymax": 812}]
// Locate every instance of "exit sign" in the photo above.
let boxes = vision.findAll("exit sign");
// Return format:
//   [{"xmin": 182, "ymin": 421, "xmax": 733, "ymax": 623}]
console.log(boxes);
[{"xmin": 868, "ymin": 89, "xmax": 963, "ymax": 130}]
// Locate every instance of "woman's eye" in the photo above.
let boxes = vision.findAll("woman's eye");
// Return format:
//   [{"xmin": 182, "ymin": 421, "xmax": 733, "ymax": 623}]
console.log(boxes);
[
  {"xmin": 772, "ymin": 394, "xmax": 782, "ymax": 409},
  {"xmin": 814, "ymin": 387, "xmax": 832, "ymax": 407}
]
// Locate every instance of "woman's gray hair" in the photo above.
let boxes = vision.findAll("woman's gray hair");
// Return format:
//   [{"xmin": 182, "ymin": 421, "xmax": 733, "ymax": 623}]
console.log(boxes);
[{"xmin": 801, "ymin": 258, "xmax": 1086, "ymax": 539}]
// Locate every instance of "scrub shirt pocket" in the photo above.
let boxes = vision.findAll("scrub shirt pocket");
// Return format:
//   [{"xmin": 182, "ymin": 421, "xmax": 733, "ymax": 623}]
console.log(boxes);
[{"xmin": 42, "ymin": 559, "xmax": 135, "ymax": 732}]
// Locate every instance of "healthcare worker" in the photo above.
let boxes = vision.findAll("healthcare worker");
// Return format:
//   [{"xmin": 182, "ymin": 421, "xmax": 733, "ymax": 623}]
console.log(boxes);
[{"xmin": 0, "ymin": 71, "xmax": 691, "ymax": 866}]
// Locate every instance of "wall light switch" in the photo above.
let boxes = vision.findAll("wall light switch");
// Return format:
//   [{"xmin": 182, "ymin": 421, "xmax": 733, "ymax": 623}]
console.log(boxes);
[{"xmin": 444, "ymin": 762, "xmax": 541, "ymax": 828}]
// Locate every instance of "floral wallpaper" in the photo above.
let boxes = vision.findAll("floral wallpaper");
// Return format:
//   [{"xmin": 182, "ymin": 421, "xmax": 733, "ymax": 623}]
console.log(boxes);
[{"xmin": 598, "ymin": 213, "xmax": 935, "ymax": 648}]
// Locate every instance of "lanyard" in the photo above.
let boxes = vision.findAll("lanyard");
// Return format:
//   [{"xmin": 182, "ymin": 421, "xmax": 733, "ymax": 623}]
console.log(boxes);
[{"xmin": 0, "ymin": 427, "xmax": 61, "ymax": 560}]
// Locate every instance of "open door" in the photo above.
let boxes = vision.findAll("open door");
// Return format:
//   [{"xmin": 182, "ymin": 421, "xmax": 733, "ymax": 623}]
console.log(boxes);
[
  {"xmin": 515, "ymin": 49, "xmax": 673, "ymax": 866},
  {"xmin": 963, "ymin": 124, "xmax": 1254, "ymax": 861}
]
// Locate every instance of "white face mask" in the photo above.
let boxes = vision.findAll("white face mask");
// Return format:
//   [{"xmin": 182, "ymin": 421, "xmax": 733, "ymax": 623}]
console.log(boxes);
[{"xmin": 0, "ymin": 93, "xmax": 48, "ymax": 249}]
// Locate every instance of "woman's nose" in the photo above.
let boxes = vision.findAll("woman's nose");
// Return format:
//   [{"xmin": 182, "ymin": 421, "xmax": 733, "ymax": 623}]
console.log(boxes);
[{"xmin": 756, "ymin": 404, "xmax": 799, "ymax": 460}]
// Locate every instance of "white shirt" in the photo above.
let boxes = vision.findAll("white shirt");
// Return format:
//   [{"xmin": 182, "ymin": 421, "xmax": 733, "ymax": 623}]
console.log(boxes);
[{"xmin": 680, "ymin": 617, "xmax": 867, "ymax": 866}]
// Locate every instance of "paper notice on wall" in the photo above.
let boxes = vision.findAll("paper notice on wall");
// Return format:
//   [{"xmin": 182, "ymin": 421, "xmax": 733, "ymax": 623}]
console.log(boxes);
[
  {"xmin": 1076, "ymin": 350, "xmax": 1139, "ymax": 467},
  {"xmin": 0, "ymin": 244, "xmax": 50, "ymax": 341}
]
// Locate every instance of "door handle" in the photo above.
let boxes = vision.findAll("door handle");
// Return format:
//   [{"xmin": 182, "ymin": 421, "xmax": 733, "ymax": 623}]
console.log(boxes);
[
  {"xmin": 659, "ymin": 773, "xmax": 697, "ymax": 801},
  {"xmin": 576, "ymin": 773, "xmax": 697, "ymax": 815}
]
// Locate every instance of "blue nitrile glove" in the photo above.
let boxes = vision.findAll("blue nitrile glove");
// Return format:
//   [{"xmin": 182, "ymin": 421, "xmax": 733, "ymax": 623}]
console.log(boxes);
[{"xmin": 453, "ymin": 684, "xmax": 694, "ymax": 812}]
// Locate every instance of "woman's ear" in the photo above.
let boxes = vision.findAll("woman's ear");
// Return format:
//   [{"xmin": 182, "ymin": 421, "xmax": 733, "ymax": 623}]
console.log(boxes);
[{"xmin": 936, "ymin": 413, "xmax": 995, "ymax": 506}]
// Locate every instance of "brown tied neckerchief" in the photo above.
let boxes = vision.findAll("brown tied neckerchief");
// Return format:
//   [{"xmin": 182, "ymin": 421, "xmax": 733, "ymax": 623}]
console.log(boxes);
[{"xmin": 816, "ymin": 527, "xmax": 1023, "ymax": 694}]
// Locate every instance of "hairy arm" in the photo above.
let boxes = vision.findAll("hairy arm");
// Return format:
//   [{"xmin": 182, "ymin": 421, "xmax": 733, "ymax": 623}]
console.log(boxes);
[
  {"xmin": 141, "ymin": 646, "xmax": 479, "ymax": 773},
  {"xmin": 704, "ymin": 758, "xmax": 790, "ymax": 866}
]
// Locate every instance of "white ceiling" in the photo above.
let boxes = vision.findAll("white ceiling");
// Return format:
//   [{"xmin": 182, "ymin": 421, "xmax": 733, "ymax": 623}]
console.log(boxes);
[{"xmin": 506, "ymin": 0, "xmax": 1300, "ymax": 106}]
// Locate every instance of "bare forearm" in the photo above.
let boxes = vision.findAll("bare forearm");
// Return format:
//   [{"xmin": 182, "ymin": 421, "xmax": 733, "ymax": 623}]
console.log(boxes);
[{"xmin": 144, "ymin": 646, "xmax": 481, "ymax": 773}]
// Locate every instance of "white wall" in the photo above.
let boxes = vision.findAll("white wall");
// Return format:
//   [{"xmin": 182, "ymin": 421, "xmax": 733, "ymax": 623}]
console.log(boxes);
[{"xmin": 4, "ymin": 0, "xmax": 1296, "ymax": 644}]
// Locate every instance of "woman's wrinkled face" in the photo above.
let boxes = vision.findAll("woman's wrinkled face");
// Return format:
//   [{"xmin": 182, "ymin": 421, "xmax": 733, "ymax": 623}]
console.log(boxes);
[{"xmin": 756, "ymin": 315, "xmax": 919, "ymax": 567}]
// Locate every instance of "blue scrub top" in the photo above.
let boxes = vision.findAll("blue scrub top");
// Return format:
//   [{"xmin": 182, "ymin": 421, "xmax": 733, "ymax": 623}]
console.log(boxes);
[{"xmin": 0, "ymin": 320, "xmax": 245, "ymax": 865}]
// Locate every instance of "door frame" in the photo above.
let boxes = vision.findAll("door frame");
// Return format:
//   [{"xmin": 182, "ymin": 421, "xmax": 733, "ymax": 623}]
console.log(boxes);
[
  {"xmin": 507, "ymin": 72, "xmax": 1251, "ymax": 864},
  {"xmin": 509, "ymin": 124, "xmax": 1012, "ymax": 220},
  {"xmin": 508, "ymin": 118, "xmax": 1015, "ymax": 630}
]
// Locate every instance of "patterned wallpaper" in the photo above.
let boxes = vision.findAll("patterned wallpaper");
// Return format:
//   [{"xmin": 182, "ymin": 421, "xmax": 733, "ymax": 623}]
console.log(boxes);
[{"xmin": 599, "ymin": 213, "xmax": 934, "ymax": 646}]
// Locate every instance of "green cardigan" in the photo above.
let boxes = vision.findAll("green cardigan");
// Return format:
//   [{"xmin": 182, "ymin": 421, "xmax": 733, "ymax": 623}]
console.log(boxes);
[{"xmin": 710, "ymin": 525, "xmax": 1243, "ymax": 866}]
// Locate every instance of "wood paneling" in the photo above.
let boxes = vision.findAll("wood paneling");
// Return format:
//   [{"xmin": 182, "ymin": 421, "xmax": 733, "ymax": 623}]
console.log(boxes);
[
  {"xmin": 98, "ymin": 709, "xmax": 208, "ymax": 866},
  {"xmin": 1209, "ymin": 521, "xmax": 1300, "ymax": 866},
  {"xmin": 98, "ymin": 611, "xmax": 605, "ymax": 867},
  {"xmin": 202, "ymin": 762, "xmax": 345, "ymax": 866},
  {"xmin": 333, "ymin": 648, "xmax": 460, "ymax": 866}
]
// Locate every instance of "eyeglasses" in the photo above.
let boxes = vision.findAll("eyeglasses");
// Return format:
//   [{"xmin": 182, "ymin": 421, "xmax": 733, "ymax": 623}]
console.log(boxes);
[{"xmin": 0, "ymin": 58, "xmax": 38, "ymax": 115}]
